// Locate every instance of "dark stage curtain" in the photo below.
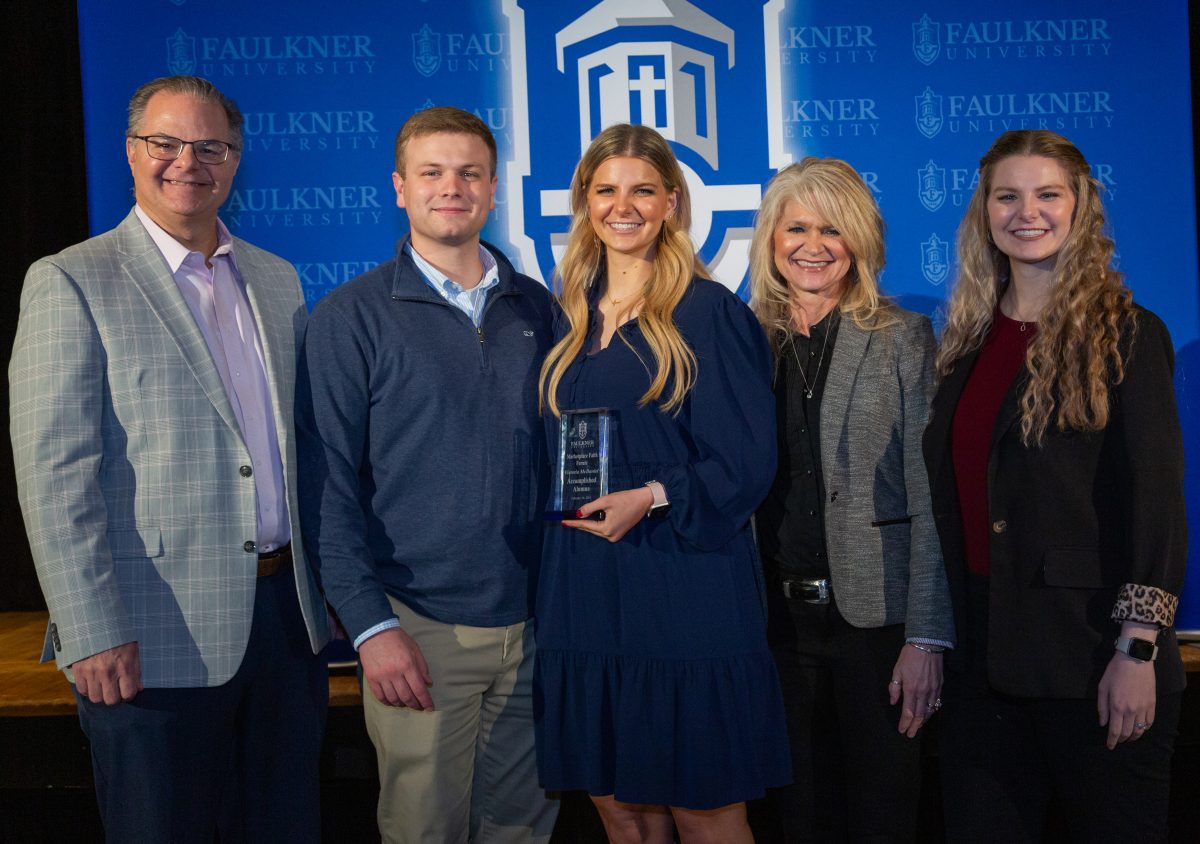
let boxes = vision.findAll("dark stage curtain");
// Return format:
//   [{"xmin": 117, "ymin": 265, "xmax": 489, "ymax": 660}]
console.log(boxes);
[{"xmin": 2, "ymin": 1, "xmax": 88, "ymax": 610}]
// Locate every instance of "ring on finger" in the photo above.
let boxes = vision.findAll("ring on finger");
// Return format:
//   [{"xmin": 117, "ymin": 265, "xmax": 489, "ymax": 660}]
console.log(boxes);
[
  {"xmin": 889, "ymin": 678, "xmax": 902, "ymax": 687},
  {"xmin": 1134, "ymin": 722, "xmax": 1148, "ymax": 731}
]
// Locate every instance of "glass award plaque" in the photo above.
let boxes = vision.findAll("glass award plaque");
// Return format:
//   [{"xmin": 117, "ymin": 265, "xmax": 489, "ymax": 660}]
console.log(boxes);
[{"xmin": 545, "ymin": 408, "xmax": 611, "ymax": 520}]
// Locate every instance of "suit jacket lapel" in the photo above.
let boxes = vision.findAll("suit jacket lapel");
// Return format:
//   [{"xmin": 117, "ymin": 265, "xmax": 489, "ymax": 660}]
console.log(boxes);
[
  {"xmin": 987, "ymin": 365, "xmax": 1029, "ymax": 495},
  {"xmin": 819, "ymin": 315, "xmax": 870, "ymax": 478},
  {"xmin": 237, "ymin": 244, "xmax": 296, "ymax": 451},
  {"xmin": 990, "ymin": 368, "xmax": 1027, "ymax": 454},
  {"xmin": 925, "ymin": 344, "xmax": 1027, "ymax": 494},
  {"xmin": 117, "ymin": 212, "xmax": 245, "ymax": 440},
  {"xmin": 926, "ymin": 347, "xmax": 978, "ymax": 495}
]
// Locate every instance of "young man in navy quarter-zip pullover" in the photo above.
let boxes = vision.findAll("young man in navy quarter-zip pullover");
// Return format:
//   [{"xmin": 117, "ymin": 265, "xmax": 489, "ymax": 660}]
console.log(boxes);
[{"xmin": 296, "ymin": 106, "xmax": 558, "ymax": 844}]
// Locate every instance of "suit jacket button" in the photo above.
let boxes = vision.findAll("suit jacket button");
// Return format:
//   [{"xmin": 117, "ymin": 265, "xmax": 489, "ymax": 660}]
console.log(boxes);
[
  {"xmin": 992, "ymin": 519, "xmax": 1007, "ymax": 534},
  {"xmin": 239, "ymin": 465, "xmax": 253, "ymax": 477},
  {"xmin": 244, "ymin": 540, "xmax": 257, "ymax": 553}
]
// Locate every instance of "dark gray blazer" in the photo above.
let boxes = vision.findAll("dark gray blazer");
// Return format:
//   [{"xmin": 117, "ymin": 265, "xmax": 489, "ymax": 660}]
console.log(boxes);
[{"xmin": 819, "ymin": 308, "xmax": 954, "ymax": 643}]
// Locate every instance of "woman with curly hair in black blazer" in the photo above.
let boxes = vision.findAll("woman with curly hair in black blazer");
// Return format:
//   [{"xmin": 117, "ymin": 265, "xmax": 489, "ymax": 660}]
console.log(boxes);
[{"xmin": 923, "ymin": 129, "xmax": 1186, "ymax": 842}]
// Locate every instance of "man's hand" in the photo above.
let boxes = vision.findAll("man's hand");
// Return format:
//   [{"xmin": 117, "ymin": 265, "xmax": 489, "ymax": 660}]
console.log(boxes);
[
  {"xmin": 358, "ymin": 627, "xmax": 434, "ymax": 710},
  {"xmin": 72, "ymin": 641, "xmax": 143, "ymax": 705}
]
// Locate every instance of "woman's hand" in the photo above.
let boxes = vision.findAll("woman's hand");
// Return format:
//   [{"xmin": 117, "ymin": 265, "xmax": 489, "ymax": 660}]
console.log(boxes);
[
  {"xmin": 561, "ymin": 486, "xmax": 655, "ymax": 543},
  {"xmin": 889, "ymin": 644, "xmax": 944, "ymax": 738},
  {"xmin": 1098, "ymin": 622, "xmax": 1159, "ymax": 750}
]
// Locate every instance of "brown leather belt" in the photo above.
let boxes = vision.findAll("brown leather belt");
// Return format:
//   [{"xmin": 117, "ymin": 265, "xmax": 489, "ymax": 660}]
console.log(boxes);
[{"xmin": 257, "ymin": 543, "xmax": 292, "ymax": 577}]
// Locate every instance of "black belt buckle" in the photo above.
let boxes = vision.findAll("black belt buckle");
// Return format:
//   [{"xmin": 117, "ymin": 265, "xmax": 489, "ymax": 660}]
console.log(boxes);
[{"xmin": 781, "ymin": 578, "xmax": 830, "ymax": 604}]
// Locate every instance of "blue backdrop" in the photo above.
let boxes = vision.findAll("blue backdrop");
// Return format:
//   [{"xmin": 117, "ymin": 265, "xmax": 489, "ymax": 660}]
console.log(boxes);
[{"xmin": 76, "ymin": 0, "xmax": 1200, "ymax": 630}]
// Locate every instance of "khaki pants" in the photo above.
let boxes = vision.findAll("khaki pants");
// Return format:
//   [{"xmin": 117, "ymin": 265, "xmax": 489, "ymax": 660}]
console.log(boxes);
[{"xmin": 363, "ymin": 597, "xmax": 558, "ymax": 844}]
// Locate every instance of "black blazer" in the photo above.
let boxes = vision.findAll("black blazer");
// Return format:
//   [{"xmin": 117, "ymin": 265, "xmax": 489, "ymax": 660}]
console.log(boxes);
[{"xmin": 922, "ymin": 306, "xmax": 1186, "ymax": 699}]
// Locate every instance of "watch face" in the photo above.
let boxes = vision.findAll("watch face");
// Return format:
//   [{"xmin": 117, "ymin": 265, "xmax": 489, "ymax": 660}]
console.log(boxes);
[{"xmin": 1128, "ymin": 638, "xmax": 1156, "ymax": 661}]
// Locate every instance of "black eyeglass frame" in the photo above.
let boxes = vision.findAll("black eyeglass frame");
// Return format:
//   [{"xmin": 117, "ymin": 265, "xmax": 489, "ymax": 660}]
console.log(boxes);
[{"xmin": 130, "ymin": 134, "xmax": 240, "ymax": 164}]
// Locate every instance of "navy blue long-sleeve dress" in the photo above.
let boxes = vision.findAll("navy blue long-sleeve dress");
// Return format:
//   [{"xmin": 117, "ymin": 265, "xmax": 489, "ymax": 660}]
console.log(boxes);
[{"xmin": 534, "ymin": 277, "xmax": 792, "ymax": 810}]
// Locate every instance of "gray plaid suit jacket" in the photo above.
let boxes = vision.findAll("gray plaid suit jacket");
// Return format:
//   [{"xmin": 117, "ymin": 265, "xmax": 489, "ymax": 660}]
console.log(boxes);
[
  {"xmin": 818, "ymin": 309, "xmax": 955, "ymax": 643},
  {"xmin": 9, "ymin": 210, "xmax": 328, "ymax": 687}
]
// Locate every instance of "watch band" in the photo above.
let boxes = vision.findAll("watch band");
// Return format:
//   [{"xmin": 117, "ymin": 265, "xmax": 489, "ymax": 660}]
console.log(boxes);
[{"xmin": 644, "ymin": 480, "xmax": 670, "ymax": 519}]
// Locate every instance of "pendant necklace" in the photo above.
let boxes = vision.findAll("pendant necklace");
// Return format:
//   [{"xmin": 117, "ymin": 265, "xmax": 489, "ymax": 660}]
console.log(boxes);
[
  {"xmin": 1002, "ymin": 290, "xmax": 1035, "ymax": 332},
  {"xmin": 787, "ymin": 321, "xmax": 830, "ymax": 400},
  {"xmin": 606, "ymin": 279, "xmax": 645, "ymax": 308}
]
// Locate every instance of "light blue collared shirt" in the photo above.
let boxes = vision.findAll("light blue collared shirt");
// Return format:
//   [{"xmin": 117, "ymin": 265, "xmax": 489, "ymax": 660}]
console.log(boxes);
[
  {"xmin": 406, "ymin": 241, "xmax": 500, "ymax": 327},
  {"xmin": 135, "ymin": 206, "xmax": 290, "ymax": 554}
]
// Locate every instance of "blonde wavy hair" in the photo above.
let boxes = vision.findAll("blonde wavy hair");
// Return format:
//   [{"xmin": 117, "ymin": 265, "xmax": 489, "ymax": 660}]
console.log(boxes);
[
  {"xmin": 936, "ymin": 130, "xmax": 1134, "ymax": 446},
  {"xmin": 748, "ymin": 157, "xmax": 896, "ymax": 357},
  {"xmin": 539, "ymin": 124, "xmax": 708, "ymax": 417}
]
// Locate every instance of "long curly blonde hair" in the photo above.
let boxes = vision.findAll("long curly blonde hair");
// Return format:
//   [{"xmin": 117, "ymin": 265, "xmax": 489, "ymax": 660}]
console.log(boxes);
[
  {"xmin": 539, "ymin": 124, "xmax": 708, "ymax": 417},
  {"xmin": 748, "ymin": 157, "xmax": 896, "ymax": 358},
  {"xmin": 936, "ymin": 130, "xmax": 1134, "ymax": 446}
]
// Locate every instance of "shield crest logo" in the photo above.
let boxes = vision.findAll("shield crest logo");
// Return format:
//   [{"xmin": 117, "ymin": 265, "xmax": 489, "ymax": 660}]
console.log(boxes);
[
  {"xmin": 166, "ymin": 28, "xmax": 196, "ymax": 75},
  {"xmin": 917, "ymin": 160, "xmax": 946, "ymax": 212},
  {"xmin": 502, "ymin": 0, "xmax": 792, "ymax": 296},
  {"xmin": 912, "ymin": 14, "xmax": 940, "ymax": 66},
  {"xmin": 412, "ymin": 24, "xmax": 442, "ymax": 77},
  {"xmin": 914, "ymin": 86, "xmax": 943, "ymax": 140},
  {"xmin": 921, "ymin": 233, "xmax": 951, "ymax": 286}
]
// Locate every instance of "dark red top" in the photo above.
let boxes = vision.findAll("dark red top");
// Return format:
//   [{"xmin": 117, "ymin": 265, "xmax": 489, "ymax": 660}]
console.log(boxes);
[{"xmin": 950, "ymin": 312, "xmax": 1035, "ymax": 577}]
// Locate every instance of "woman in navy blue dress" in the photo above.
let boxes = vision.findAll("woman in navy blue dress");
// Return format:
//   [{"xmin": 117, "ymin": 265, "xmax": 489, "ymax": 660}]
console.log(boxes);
[{"xmin": 535, "ymin": 123, "xmax": 791, "ymax": 842}]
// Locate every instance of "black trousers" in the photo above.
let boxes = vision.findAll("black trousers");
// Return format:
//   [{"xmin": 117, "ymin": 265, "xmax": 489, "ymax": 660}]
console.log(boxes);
[
  {"xmin": 75, "ymin": 565, "xmax": 328, "ymax": 844},
  {"xmin": 940, "ymin": 680, "xmax": 1179, "ymax": 844},
  {"xmin": 750, "ymin": 589, "xmax": 923, "ymax": 843},
  {"xmin": 940, "ymin": 575, "xmax": 1179, "ymax": 843}
]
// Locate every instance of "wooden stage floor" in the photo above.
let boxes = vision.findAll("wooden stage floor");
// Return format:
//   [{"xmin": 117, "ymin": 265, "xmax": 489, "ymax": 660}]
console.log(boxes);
[{"xmin": 3, "ymin": 611, "xmax": 1199, "ymax": 842}]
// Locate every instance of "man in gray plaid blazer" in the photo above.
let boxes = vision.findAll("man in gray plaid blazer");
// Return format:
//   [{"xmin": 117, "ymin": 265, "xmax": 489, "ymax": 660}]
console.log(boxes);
[{"xmin": 9, "ymin": 76, "xmax": 328, "ymax": 843}]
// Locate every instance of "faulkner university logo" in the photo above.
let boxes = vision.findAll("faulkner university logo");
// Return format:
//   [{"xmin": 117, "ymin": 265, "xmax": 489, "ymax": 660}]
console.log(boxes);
[
  {"xmin": 917, "ymin": 160, "xmax": 946, "ymax": 212},
  {"xmin": 915, "ymin": 86, "xmax": 944, "ymax": 139},
  {"xmin": 921, "ymin": 233, "xmax": 950, "ymax": 286},
  {"xmin": 912, "ymin": 14, "xmax": 939, "ymax": 65},
  {"xmin": 167, "ymin": 28, "xmax": 196, "ymax": 75},
  {"xmin": 412, "ymin": 24, "xmax": 442, "ymax": 77},
  {"xmin": 503, "ymin": 0, "xmax": 791, "ymax": 295}
]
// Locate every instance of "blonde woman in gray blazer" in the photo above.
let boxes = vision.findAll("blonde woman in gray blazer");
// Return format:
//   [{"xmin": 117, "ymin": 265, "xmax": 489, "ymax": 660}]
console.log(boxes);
[{"xmin": 747, "ymin": 158, "xmax": 954, "ymax": 843}]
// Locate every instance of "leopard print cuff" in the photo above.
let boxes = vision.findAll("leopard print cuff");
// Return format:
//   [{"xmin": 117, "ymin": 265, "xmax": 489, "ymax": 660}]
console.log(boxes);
[{"xmin": 1111, "ymin": 584, "xmax": 1178, "ymax": 627}]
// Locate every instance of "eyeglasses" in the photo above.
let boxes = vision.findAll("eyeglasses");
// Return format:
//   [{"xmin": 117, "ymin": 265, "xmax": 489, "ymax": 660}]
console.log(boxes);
[{"xmin": 131, "ymin": 134, "xmax": 238, "ymax": 164}]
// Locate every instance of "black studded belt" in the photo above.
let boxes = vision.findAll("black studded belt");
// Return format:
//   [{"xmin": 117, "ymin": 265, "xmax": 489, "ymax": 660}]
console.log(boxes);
[{"xmin": 780, "ymin": 577, "xmax": 831, "ymax": 604}]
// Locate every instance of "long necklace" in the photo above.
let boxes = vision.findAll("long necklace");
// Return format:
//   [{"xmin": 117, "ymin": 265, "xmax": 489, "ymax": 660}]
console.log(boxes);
[{"xmin": 786, "ymin": 322, "xmax": 830, "ymax": 400}]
